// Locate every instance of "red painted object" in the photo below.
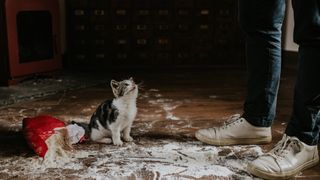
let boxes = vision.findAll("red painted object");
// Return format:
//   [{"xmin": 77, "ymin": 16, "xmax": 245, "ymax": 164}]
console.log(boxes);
[
  {"xmin": 0, "ymin": 0, "xmax": 61, "ymax": 85},
  {"xmin": 23, "ymin": 115, "xmax": 65, "ymax": 158}
]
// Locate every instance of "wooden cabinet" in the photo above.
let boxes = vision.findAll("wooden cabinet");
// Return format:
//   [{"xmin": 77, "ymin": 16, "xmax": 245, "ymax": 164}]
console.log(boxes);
[{"xmin": 66, "ymin": 0, "xmax": 244, "ymax": 68}]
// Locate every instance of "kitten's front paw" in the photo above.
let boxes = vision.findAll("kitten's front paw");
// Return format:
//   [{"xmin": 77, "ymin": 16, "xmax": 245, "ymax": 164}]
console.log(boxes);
[
  {"xmin": 123, "ymin": 136, "xmax": 134, "ymax": 142},
  {"xmin": 113, "ymin": 140, "xmax": 123, "ymax": 146}
]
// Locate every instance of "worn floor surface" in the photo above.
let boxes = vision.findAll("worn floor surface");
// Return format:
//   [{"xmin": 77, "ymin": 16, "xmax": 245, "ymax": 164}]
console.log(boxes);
[{"xmin": 0, "ymin": 68, "xmax": 319, "ymax": 179}]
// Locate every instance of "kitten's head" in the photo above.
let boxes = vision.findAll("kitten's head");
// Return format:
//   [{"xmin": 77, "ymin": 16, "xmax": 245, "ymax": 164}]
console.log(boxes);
[{"xmin": 110, "ymin": 77, "xmax": 138, "ymax": 98}]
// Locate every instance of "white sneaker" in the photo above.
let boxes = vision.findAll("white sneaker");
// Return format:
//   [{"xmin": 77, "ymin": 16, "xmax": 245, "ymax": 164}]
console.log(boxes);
[
  {"xmin": 195, "ymin": 114, "xmax": 272, "ymax": 145},
  {"xmin": 248, "ymin": 134, "xmax": 319, "ymax": 179}
]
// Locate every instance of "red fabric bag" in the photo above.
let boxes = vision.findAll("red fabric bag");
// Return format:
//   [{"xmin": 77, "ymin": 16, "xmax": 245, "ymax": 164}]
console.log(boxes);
[{"xmin": 23, "ymin": 115, "xmax": 66, "ymax": 157}]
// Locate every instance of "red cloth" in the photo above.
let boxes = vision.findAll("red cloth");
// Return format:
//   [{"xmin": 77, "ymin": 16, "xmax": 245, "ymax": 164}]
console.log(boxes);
[{"xmin": 23, "ymin": 115, "xmax": 65, "ymax": 157}]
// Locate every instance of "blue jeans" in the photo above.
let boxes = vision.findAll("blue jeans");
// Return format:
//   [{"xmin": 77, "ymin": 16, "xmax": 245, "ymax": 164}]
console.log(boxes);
[{"xmin": 239, "ymin": 0, "xmax": 320, "ymax": 145}]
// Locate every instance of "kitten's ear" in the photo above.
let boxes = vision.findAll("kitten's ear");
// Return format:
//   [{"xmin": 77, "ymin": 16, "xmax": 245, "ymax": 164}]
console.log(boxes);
[
  {"xmin": 129, "ymin": 77, "xmax": 134, "ymax": 81},
  {"xmin": 111, "ymin": 80, "xmax": 119, "ymax": 87},
  {"xmin": 110, "ymin": 80, "xmax": 119, "ymax": 97}
]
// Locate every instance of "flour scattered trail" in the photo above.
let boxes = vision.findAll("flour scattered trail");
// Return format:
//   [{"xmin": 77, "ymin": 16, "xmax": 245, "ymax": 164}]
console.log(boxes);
[
  {"xmin": 0, "ymin": 89, "xmax": 262, "ymax": 179},
  {"xmin": 0, "ymin": 138, "xmax": 262, "ymax": 179},
  {"xmin": 145, "ymin": 89, "xmax": 183, "ymax": 121}
]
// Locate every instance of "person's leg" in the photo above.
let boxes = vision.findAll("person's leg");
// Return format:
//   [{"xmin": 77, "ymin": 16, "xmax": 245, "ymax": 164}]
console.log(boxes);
[
  {"xmin": 249, "ymin": 1, "xmax": 320, "ymax": 179},
  {"xmin": 195, "ymin": 0, "xmax": 285, "ymax": 145},
  {"xmin": 285, "ymin": 0, "xmax": 320, "ymax": 146},
  {"xmin": 240, "ymin": 0, "xmax": 286, "ymax": 127}
]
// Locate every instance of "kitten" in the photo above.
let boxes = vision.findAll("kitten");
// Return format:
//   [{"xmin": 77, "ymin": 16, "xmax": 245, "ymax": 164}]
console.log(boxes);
[{"xmin": 73, "ymin": 77, "xmax": 138, "ymax": 146}]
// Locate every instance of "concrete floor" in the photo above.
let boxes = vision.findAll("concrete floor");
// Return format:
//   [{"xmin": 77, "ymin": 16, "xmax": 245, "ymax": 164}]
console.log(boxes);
[{"xmin": 0, "ymin": 68, "xmax": 319, "ymax": 179}]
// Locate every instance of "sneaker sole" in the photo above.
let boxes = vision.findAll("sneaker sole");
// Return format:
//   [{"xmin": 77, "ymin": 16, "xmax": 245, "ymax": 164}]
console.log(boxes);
[
  {"xmin": 247, "ymin": 156, "xmax": 320, "ymax": 179},
  {"xmin": 195, "ymin": 131, "xmax": 272, "ymax": 146}
]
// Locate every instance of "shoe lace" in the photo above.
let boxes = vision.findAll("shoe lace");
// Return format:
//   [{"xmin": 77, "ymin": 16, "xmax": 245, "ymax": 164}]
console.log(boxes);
[
  {"xmin": 265, "ymin": 135, "xmax": 302, "ymax": 165},
  {"xmin": 222, "ymin": 114, "xmax": 243, "ymax": 129}
]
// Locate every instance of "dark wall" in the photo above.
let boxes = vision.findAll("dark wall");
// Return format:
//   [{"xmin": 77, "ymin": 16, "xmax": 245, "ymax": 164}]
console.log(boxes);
[{"xmin": 0, "ymin": 0, "xmax": 10, "ymax": 84}]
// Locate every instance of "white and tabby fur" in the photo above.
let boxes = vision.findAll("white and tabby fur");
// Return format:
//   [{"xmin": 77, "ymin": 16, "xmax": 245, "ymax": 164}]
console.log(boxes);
[{"xmin": 74, "ymin": 78, "xmax": 138, "ymax": 146}]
